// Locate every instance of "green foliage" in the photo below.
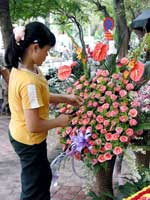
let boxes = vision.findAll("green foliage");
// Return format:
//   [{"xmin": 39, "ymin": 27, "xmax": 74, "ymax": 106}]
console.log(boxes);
[{"xmin": 118, "ymin": 167, "xmax": 150, "ymax": 199}]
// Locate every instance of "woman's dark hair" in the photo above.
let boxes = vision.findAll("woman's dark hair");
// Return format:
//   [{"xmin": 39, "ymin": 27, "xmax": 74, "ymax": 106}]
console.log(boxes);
[{"xmin": 5, "ymin": 21, "xmax": 56, "ymax": 69}]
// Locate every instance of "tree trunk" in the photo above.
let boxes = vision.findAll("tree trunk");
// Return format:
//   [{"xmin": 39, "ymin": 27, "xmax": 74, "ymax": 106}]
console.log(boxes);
[
  {"xmin": 94, "ymin": 158, "xmax": 116, "ymax": 200},
  {"xmin": 113, "ymin": 0, "xmax": 130, "ymax": 58},
  {"xmin": 0, "ymin": 0, "xmax": 13, "ymax": 49}
]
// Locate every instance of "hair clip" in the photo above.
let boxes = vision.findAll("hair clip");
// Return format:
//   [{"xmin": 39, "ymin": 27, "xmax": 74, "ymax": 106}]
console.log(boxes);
[{"xmin": 33, "ymin": 40, "xmax": 38, "ymax": 43}]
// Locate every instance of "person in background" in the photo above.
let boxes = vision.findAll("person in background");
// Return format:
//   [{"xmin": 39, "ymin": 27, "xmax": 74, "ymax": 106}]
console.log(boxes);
[
  {"xmin": 0, "ymin": 50, "xmax": 9, "ymax": 83},
  {"xmin": 5, "ymin": 21, "xmax": 83, "ymax": 200}
]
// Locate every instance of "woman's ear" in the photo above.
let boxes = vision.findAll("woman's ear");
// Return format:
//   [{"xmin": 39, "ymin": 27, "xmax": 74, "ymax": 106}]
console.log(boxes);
[{"xmin": 32, "ymin": 43, "xmax": 40, "ymax": 53}]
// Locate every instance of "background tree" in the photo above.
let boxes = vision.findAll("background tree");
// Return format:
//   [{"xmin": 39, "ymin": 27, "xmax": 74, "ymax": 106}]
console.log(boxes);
[{"xmin": 0, "ymin": 0, "xmax": 12, "ymax": 49}]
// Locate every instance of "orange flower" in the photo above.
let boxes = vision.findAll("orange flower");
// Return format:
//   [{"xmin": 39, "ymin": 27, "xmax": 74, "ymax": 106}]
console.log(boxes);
[
  {"xmin": 128, "ymin": 59, "xmax": 136, "ymax": 69},
  {"xmin": 123, "ymin": 70, "xmax": 129, "ymax": 79},
  {"xmin": 92, "ymin": 42, "xmax": 109, "ymax": 61},
  {"xmin": 58, "ymin": 65, "xmax": 72, "ymax": 80},
  {"xmin": 130, "ymin": 61, "xmax": 144, "ymax": 82},
  {"xmin": 76, "ymin": 47, "xmax": 82, "ymax": 60}
]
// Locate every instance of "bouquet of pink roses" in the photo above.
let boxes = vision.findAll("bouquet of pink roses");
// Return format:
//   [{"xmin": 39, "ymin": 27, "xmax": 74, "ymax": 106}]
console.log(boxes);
[{"xmin": 56, "ymin": 68, "xmax": 141, "ymax": 168}]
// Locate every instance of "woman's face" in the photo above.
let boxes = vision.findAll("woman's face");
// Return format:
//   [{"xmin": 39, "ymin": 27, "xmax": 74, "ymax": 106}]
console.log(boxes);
[{"xmin": 32, "ymin": 44, "xmax": 50, "ymax": 66}]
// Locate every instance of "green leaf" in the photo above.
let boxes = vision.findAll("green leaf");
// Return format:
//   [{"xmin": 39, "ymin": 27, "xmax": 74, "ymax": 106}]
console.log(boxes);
[{"xmin": 134, "ymin": 123, "xmax": 150, "ymax": 131}]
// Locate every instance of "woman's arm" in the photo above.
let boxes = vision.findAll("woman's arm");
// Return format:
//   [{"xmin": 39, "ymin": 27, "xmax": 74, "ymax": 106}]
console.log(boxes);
[
  {"xmin": 50, "ymin": 93, "xmax": 83, "ymax": 106},
  {"xmin": 0, "ymin": 68, "xmax": 10, "ymax": 83},
  {"xmin": 24, "ymin": 108, "xmax": 71, "ymax": 133}
]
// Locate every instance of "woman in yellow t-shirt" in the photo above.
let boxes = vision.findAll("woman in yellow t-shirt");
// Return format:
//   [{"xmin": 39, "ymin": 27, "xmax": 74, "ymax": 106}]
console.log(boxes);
[{"xmin": 5, "ymin": 22, "xmax": 82, "ymax": 200}]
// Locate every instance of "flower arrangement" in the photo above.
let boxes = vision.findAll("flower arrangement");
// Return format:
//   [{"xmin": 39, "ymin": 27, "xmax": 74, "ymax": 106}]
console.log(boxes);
[
  {"xmin": 57, "ymin": 68, "xmax": 140, "ymax": 168},
  {"xmin": 56, "ymin": 29, "xmax": 150, "ymax": 169}
]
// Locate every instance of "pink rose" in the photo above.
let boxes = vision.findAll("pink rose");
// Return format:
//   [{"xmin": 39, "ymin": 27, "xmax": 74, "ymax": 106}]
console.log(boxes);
[
  {"xmin": 111, "ymin": 109, "xmax": 119, "ymax": 117},
  {"xmin": 92, "ymin": 159, "xmax": 98, "ymax": 165},
  {"xmin": 125, "ymin": 128, "xmax": 134, "ymax": 136},
  {"xmin": 115, "ymin": 127, "xmax": 123, "ymax": 134},
  {"xmin": 66, "ymin": 87, "xmax": 73, "ymax": 93},
  {"xmin": 104, "ymin": 152, "xmax": 113, "ymax": 160},
  {"xmin": 107, "ymin": 82, "xmax": 114, "ymax": 88},
  {"xmin": 90, "ymin": 148, "xmax": 97, "ymax": 155},
  {"xmin": 98, "ymin": 106, "xmax": 103, "ymax": 113},
  {"xmin": 102, "ymin": 103, "xmax": 110, "ymax": 110},
  {"xmin": 96, "ymin": 124, "xmax": 103, "ymax": 130},
  {"xmin": 119, "ymin": 115, "xmax": 128, "ymax": 122},
  {"xmin": 112, "ymin": 73, "xmax": 120, "ymax": 80},
  {"xmin": 101, "ymin": 70, "xmax": 109, "ymax": 77},
  {"xmin": 98, "ymin": 154, "xmax": 106, "ymax": 163},
  {"xmin": 88, "ymin": 140, "xmax": 95, "ymax": 146},
  {"xmin": 59, "ymin": 107, "xmax": 67, "ymax": 113},
  {"xmin": 112, "ymin": 133, "xmax": 119, "ymax": 140},
  {"xmin": 112, "ymin": 102, "xmax": 119, "ymax": 109},
  {"xmin": 105, "ymin": 133, "xmax": 112, "ymax": 141},
  {"xmin": 113, "ymin": 146, "xmax": 123, "ymax": 155},
  {"xmin": 76, "ymin": 84, "xmax": 83, "ymax": 90},
  {"xmin": 84, "ymin": 80, "xmax": 89, "ymax": 86},
  {"xmin": 93, "ymin": 102, "xmax": 98, "ymax": 107},
  {"xmin": 120, "ymin": 136, "xmax": 128, "ymax": 143},
  {"xmin": 95, "ymin": 93, "xmax": 100, "ymax": 98},
  {"xmin": 80, "ymin": 75, "xmax": 86, "ymax": 81},
  {"xmin": 120, "ymin": 57, "xmax": 129, "ymax": 65},
  {"xmin": 114, "ymin": 86, "xmax": 121, "ymax": 92},
  {"xmin": 131, "ymin": 101, "xmax": 139, "ymax": 107},
  {"xmin": 120, "ymin": 106, "xmax": 128, "ymax": 112},
  {"xmin": 119, "ymin": 90, "xmax": 127, "ymax": 97},
  {"xmin": 80, "ymin": 126, "xmax": 86, "ymax": 133},
  {"xmin": 72, "ymin": 117, "xmax": 78, "ymax": 125},
  {"xmin": 82, "ymin": 118, "xmax": 90, "ymax": 126},
  {"xmin": 91, "ymin": 83, "xmax": 97, "ymax": 89},
  {"xmin": 103, "ymin": 120, "xmax": 110, "ymax": 127},
  {"xmin": 92, "ymin": 134, "xmax": 98, "ymax": 139},
  {"xmin": 129, "ymin": 119, "xmax": 137, "ymax": 126},
  {"xmin": 96, "ymin": 69, "xmax": 103, "ymax": 76},
  {"xmin": 105, "ymin": 91, "xmax": 112, "ymax": 96},
  {"xmin": 96, "ymin": 115, "xmax": 104, "ymax": 123},
  {"xmin": 104, "ymin": 142, "xmax": 112, "ymax": 150},
  {"xmin": 100, "ymin": 85, "xmax": 106, "ymax": 93},
  {"xmin": 92, "ymin": 77, "xmax": 97, "ymax": 82},
  {"xmin": 110, "ymin": 94, "xmax": 118, "ymax": 101},
  {"xmin": 126, "ymin": 83, "xmax": 134, "ymax": 91},
  {"xmin": 95, "ymin": 139, "xmax": 102, "ymax": 145},
  {"xmin": 128, "ymin": 108, "xmax": 138, "ymax": 117},
  {"xmin": 84, "ymin": 93, "xmax": 89, "ymax": 99},
  {"xmin": 100, "ymin": 96, "xmax": 106, "ymax": 103},
  {"xmin": 123, "ymin": 79, "xmax": 129, "ymax": 85},
  {"xmin": 87, "ymin": 101, "xmax": 93, "ymax": 107},
  {"xmin": 101, "ymin": 129, "xmax": 107, "ymax": 134}
]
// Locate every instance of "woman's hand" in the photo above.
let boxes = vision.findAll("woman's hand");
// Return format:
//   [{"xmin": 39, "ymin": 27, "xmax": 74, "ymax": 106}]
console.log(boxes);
[
  {"xmin": 66, "ymin": 94, "xmax": 83, "ymax": 106},
  {"xmin": 56, "ymin": 114, "xmax": 72, "ymax": 128}
]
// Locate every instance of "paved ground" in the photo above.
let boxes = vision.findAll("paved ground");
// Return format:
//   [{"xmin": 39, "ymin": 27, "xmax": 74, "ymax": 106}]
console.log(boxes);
[{"xmin": 0, "ymin": 115, "xmax": 92, "ymax": 200}]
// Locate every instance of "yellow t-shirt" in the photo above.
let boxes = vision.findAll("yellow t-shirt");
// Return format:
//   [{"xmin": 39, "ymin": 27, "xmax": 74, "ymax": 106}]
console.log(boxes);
[{"xmin": 8, "ymin": 67, "xmax": 50, "ymax": 145}]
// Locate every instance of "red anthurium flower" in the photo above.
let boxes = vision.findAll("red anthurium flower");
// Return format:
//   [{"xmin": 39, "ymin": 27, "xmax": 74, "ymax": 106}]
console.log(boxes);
[
  {"xmin": 58, "ymin": 65, "xmax": 72, "ymax": 80},
  {"xmin": 92, "ymin": 42, "xmax": 108, "ymax": 61},
  {"xmin": 130, "ymin": 61, "xmax": 144, "ymax": 82}
]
